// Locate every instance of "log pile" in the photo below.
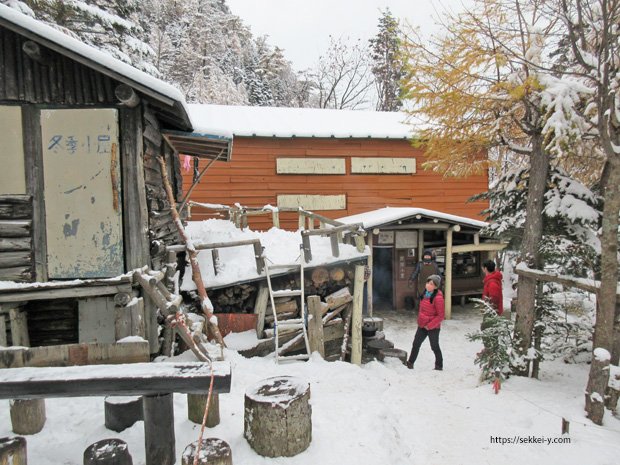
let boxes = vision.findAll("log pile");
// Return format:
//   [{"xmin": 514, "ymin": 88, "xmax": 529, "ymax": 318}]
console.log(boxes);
[{"xmin": 0, "ymin": 195, "xmax": 33, "ymax": 282}]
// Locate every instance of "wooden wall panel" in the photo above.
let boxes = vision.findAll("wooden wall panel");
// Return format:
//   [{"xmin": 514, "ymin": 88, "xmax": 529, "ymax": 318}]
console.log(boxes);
[{"xmin": 183, "ymin": 137, "xmax": 489, "ymax": 230}]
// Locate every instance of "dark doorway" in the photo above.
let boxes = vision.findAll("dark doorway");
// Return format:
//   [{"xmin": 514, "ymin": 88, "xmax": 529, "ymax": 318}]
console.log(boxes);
[{"xmin": 373, "ymin": 247, "xmax": 393, "ymax": 310}]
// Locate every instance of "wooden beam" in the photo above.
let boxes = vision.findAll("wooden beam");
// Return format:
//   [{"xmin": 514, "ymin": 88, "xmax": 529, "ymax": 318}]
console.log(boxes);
[
  {"xmin": 350, "ymin": 265, "xmax": 364, "ymax": 365},
  {"xmin": 515, "ymin": 267, "xmax": 618, "ymax": 296},
  {"xmin": 0, "ymin": 362, "xmax": 232, "ymax": 399},
  {"xmin": 367, "ymin": 233, "xmax": 374, "ymax": 316},
  {"xmin": 0, "ymin": 284, "xmax": 132, "ymax": 303},
  {"xmin": 452, "ymin": 243, "xmax": 508, "ymax": 253},
  {"xmin": 0, "ymin": 341, "xmax": 150, "ymax": 369},
  {"xmin": 254, "ymin": 283, "xmax": 269, "ymax": 337},
  {"xmin": 115, "ymin": 84, "xmax": 140, "ymax": 108},
  {"xmin": 445, "ymin": 228, "xmax": 453, "ymax": 320},
  {"xmin": 307, "ymin": 296, "xmax": 325, "ymax": 357}
]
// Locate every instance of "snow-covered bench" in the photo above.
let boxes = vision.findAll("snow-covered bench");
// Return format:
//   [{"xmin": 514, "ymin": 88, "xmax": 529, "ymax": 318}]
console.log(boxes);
[{"xmin": 0, "ymin": 361, "xmax": 231, "ymax": 465}]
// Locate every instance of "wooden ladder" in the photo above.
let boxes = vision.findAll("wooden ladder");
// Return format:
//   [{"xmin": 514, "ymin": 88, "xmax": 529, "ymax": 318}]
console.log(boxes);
[{"xmin": 264, "ymin": 245, "xmax": 310, "ymax": 363}]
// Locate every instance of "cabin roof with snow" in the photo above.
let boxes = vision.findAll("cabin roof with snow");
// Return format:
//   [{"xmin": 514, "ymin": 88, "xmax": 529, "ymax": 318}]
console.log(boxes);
[
  {"xmin": 336, "ymin": 207, "xmax": 488, "ymax": 231},
  {"xmin": 188, "ymin": 104, "xmax": 417, "ymax": 139},
  {"xmin": 0, "ymin": 4, "xmax": 232, "ymax": 160}
]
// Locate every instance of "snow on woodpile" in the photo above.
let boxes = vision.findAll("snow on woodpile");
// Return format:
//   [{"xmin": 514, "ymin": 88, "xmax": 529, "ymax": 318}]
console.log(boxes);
[
  {"xmin": 189, "ymin": 104, "xmax": 416, "ymax": 139},
  {"xmin": 180, "ymin": 219, "xmax": 368, "ymax": 290}
]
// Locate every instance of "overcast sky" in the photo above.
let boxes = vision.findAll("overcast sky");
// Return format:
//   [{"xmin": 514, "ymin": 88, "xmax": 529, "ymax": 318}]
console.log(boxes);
[{"xmin": 226, "ymin": 0, "xmax": 469, "ymax": 70}]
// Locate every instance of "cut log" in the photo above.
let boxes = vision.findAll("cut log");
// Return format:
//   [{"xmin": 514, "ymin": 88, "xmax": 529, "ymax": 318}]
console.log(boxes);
[
  {"xmin": 187, "ymin": 393, "xmax": 220, "ymax": 427},
  {"xmin": 104, "ymin": 396, "xmax": 143, "ymax": 433},
  {"xmin": 83, "ymin": 438, "xmax": 133, "ymax": 465},
  {"xmin": 0, "ymin": 436, "xmax": 27, "ymax": 465},
  {"xmin": 244, "ymin": 376, "xmax": 311, "ymax": 457},
  {"xmin": 329, "ymin": 267, "xmax": 345, "ymax": 282},
  {"xmin": 181, "ymin": 438, "xmax": 232, "ymax": 465},
  {"xmin": 377, "ymin": 348, "xmax": 408, "ymax": 363},
  {"xmin": 365, "ymin": 338, "xmax": 395, "ymax": 355},
  {"xmin": 311, "ymin": 267, "xmax": 329, "ymax": 286},
  {"xmin": 266, "ymin": 299, "xmax": 298, "ymax": 315},
  {"xmin": 10, "ymin": 398, "xmax": 46, "ymax": 434},
  {"xmin": 325, "ymin": 287, "xmax": 352, "ymax": 309}
]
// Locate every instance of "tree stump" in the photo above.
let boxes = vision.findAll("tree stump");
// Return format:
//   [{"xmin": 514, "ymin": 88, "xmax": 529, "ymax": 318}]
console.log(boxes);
[
  {"xmin": 10, "ymin": 399, "xmax": 46, "ymax": 435},
  {"xmin": 585, "ymin": 348, "xmax": 611, "ymax": 425},
  {"xmin": 244, "ymin": 376, "xmax": 312, "ymax": 457},
  {"xmin": 83, "ymin": 438, "xmax": 133, "ymax": 465},
  {"xmin": 0, "ymin": 436, "xmax": 27, "ymax": 465},
  {"xmin": 181, "ymin": 438, "xmax": 232, "ymax": 465},
  {"xmin": 365, "ymin": 338, "xmax": 394, "ymax": 356},
  {"xmin": 187, "ymin": 393, "xmax": 220, "ymax": 427},
  {"xmin": 104, "ymin": 396, "xmax": 143, "ymax": 433},
  {"xmin": 377, "ymin": 348, "xmax": 408, "ymax": 363}
]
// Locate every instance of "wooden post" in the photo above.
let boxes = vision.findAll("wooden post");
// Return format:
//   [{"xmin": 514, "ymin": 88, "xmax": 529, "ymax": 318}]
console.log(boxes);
[
  {"xmin": 10, "ymin": 398, "xmax": 46, "ymax": 434},
  {"xmin": 307, "ymin": 296, "xmax": 325, "ymax": 357},
  {"xmin": 0, "ymin": 311, "xmax": 7, "ymax": 346},
  {"xmin": 105, "ymin": 396, "xmax": 143, "ymax": 433},
  {"xmin": 9, "ymin": 307, "xmax": 29, "ymax": 346},
  {"xmin": 254, "ymin": 283, "xmax": 269, "ymax": 338},
  {"xmin": 561, "ymin": 418, "xmax": 570, "ymax": 435},
  {"xmin": 212, "ymin": 249, "xmax": 220, "ymax": 275},
  {"xmin": 0, "ymin": 436, "xmax": 27, "ymax": 465},
  {"xmin": 253, "ymin": 241, "xmax": 264, "ymax": 274},
  {"xmin": 301, "ymin": 232, "xmax": 312, "ymax": 263},
  {"xmin": 367, "ymin": 233, "xmax": 373, "ymax": 317},
  {"xmin": 330, "ymin": 233, "xmax": 340, "ymax": 258},
  {"xmin": 114, "ymin": 297, "xmax": 145, "ymax": 341},
  {"xmin": 351, "ymin": 265, "xmax": 364, "ymax": 365},
  {"xmin": 143, "ymin": 393, "xmax": 175, "ymax": 465},
  {"xmin": 272, "ymin": 209, "xmax": 280, "ymax": 228},
  {"xmin": 187, "ymin": 393, "xmax": 220, "ymax": 427},
  {"xmin": 585, "ymin": 349, "xmax": 611, "ymax": 425},
  {"xmin": 445, "ymin": 228, "xmax": 454, "ymax": 320}
]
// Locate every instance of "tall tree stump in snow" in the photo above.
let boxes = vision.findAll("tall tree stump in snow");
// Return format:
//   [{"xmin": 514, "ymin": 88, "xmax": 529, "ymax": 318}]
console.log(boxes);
[
  {"xmin": 0, "ymin": 436, "xmax": 27, "ymax": 465},
  {"xmin": 244, "ymin": 376, "xmax": 311, "ymax": 457},
  {"xmin": 83, "ymin": 438, "xmax": 133, "ymax": 465},
  {"xmin": 187, "ymin": 393, "xmax": 220, "ymax": 427},
  {"xmin": 104, "ymin": 396, "xmax": 143, "ymax": 432},
  {"xmin": 585, "ymin": 348, "xmax": 611, "ymax": 425},
  {"xmin": 10, "ymin": 398, "xmax": 46, "ymax": 434},
  {"xmin": 181, "ymin": 438, "xmax": 232, "ymax": 465}
]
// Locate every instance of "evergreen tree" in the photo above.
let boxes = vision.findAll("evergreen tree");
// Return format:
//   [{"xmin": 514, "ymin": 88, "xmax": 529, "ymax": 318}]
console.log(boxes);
[{"xmin": 369, "ymin": 9, "xmax": 404, "ymax": 111}]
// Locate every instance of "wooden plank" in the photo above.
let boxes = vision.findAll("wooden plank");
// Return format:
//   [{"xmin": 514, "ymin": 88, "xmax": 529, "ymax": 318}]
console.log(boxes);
[
  {"xmin": 350, "ymin": 266, "xmax": 364, "ymax": 365},
  {"xmin": 0, "ymin": 266, "xmax": 31, "ymax": 281},
  {"xmin": 0, "ymin": 341, "xmax": 150, "ymax": 368},
  {"xmin": 254, "ymin": 283, "xmax": 269, "ymax": 337},
  {"xmin": 307, "ymin": 296, "xmax": 325, "ymax": 357},
  {"xmin": 78, "ymin": 297, "xmax": 116, "ymax": 344},
  {"xmin": 3, "ymin": 28, "xmax": 18, "ymax": 99},
  {"xmin": 0, "ymin": 313, "xmax": 6, "ymax": 346},
  {"xmin": 277, "ymin": 194, "xmax": 346, "ymax": 210},
  {"xmin": 0, "ymin": 251, "xmax": 31, "ymax": 268},
  {"xmin": 0, "ymin": 284, "xmax": 132, "ymax": 303},
  {"xmin": 114, "ymin": 297, "xmax": 145, "ymax": 340},
  {"xmin": 276, "ymin": 158, "xmax": 346, "ymax": 174},
  {"xmin": 21, "ymin": 105, "xmax": 47, "ymax": 281},
  {"xmin": 9, "ymin": 307, "xmax": 29, "ymax": 347},
  {"xmin": 0, "ymin": 361, "xmax": 232, "ymax": 399},
  {"xmin": 120, "ymin": 107, "xmax": 150, "ymax": 270},
  {"xmin": 0, "ymin": 220, "xmax": 31, "ymax": 237}
]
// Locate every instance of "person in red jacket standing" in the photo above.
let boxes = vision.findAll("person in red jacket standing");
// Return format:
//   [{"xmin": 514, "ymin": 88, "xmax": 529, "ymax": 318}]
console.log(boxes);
[
  {"xmin": 406, "ymin": 274, "xmax": 444, "ymax": 370},
  {"xmin": 482, "ymin": 260, "xmax": 503, "ymax": 315}
]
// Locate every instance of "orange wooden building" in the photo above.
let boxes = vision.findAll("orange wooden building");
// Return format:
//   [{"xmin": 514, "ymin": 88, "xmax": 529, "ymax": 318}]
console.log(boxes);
[{"xmin": 182, "ymin": 105, "xmax": 489, "ymax": 231}]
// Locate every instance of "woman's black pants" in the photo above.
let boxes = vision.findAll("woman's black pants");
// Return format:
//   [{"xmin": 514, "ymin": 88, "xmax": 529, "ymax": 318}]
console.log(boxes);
[{"xmin": 408, "ymin": 327, "xmax": 443, "ymax": 369}]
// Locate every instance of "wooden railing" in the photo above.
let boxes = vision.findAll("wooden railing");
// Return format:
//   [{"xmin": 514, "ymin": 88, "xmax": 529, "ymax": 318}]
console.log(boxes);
[
  {"xmin": 167, "ymin": 239, "xmax": 265, "ymax": 275},
  {"xmin": 300, "ymin": 223, "xmax": 366, "ymax": 263}
]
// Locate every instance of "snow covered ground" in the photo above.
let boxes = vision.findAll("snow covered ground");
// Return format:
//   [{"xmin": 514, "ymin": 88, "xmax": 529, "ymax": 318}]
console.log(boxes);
[{"xmin": 1, "ymin": 305, "xmax": 618, "ymax": 465}]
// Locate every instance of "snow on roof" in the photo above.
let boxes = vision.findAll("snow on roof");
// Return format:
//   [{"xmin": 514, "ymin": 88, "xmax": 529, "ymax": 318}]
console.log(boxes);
[
  {"xmin": 181, "ymin": 219, "xmax": 368, "ymax": 291},
  {"xmin": 188, "ymin": 104, "xmax": 417, "ymax": 139},
  {"xmin": 336, "ymin": 207, "xmax": 488, "ymax": 229},
  {"xmin": 0, "ymin": 5, "xmax": 186, "ymax": 104}
]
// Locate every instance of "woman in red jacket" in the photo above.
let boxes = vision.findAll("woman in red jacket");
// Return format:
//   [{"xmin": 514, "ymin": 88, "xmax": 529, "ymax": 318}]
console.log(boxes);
[{"xmin": 406, "ymin": 274, "xmax": 444, "ymax": 370}]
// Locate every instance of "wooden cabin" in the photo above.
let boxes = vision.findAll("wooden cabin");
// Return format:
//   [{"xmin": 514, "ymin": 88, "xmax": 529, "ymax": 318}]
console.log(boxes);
[
  {"xmin": 182, "ymin": 104, "xmax": 489, "ymax": 230},
  {"xmin": 0, "ymin": 6, "xmax": 231, "ymax": 354},
  {"xmin": 337, "ymin": 207, "xmax": 506, "ymax": 317}
]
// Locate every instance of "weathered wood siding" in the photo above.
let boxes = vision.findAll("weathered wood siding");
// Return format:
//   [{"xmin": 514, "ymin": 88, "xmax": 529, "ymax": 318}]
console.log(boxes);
[
  {"xmin": 0, "ymin": 195, "xmax": 33, "ymax": 282},
  {"xmin": 183, "ymin": 137, "xmax": 489, "ymax": 230},
  {"xmin": 0, "ymin": 27, "xmax": 117, "ymax": 105},
  {"xmin": 142, "ymin": 105, "xmax": 181, "ymax": 269}
]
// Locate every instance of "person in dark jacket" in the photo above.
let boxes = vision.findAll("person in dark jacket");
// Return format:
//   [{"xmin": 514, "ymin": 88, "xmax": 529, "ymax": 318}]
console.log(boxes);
[
  {"xmin": 406, "ymin": 274, "xmax": 444, "ymax": 370},
  {"xmin": 482, "ymin": 260, "xmax": 503, "ymax": 315},
  {"xmin": 408, "ymin": 249, "xmax": 440, "ymax": 309}
]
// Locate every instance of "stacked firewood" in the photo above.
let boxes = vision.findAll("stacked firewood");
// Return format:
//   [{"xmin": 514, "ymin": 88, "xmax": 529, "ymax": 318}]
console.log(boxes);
[{"xmin": 212, "ymin": 284, "xmax": 257, "ymax": 313}]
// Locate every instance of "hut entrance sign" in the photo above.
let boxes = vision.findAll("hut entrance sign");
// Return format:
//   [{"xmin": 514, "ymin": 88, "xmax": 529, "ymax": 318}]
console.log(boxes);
[{"xmin": 41, "ymin": 108, "xmax": 124, "ymax": 278}]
